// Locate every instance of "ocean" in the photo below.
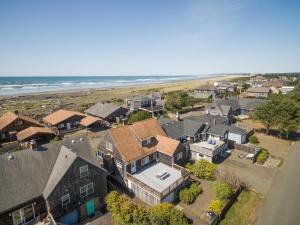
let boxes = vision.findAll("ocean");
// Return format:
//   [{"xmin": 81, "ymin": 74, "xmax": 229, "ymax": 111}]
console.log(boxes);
[{"xmin": 0, "ymin": 75, "xmax": 223, "ymax": 96}]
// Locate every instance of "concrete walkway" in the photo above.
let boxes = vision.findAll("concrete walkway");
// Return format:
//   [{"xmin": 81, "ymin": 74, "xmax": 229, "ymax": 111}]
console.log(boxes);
[{"xmin": 256, "ymin": 141, "xmax": 300, "ymax": 225}]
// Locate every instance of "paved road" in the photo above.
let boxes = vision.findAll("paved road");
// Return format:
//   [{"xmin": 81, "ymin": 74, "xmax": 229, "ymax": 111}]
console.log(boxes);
[{"xmin": 256, "ymin": 141, "xmax": 300, "ymax": 225}]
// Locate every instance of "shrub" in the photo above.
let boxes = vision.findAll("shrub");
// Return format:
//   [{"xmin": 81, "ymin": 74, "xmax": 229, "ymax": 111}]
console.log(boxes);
[
  {"xmin": 213, "ymin": 182, "xmax": 233, "ymax": 200},
  {"xmin": 150, "ymin": 203, "xmax": 188, "ymax": 225},
  {"xmin": 249, "ymin": 135, "xmax": 259, "ymax": 144},
  {"xmin": 128, "ymin": 111, "xmax": 151, "ymax": 124},
  {"xmin": 256, "ymin": 149, "xmax": 269, "ymax": 164},
  {"xmin": 208, "ymin": 199, "xmax": 224, "ymax": 214},
  {"xmin": 179, "ymin": 182, "xmax": 202, "ymax": 204},
  {"xmin": 189, "ymin": 159, "xmax": 217, "ymax": 180}
]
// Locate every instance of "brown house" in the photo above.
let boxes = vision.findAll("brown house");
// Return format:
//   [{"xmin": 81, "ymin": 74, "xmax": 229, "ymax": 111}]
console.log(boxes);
[
  {"xmin": 16, "ymin": 126, "xmax": 56, "ymax": 144},
  {"xmin": 96, "ymin": 118, "xmax": 189, "ymax": 205},
  {"xmin": 43, "ymin": 109, "xmax": 86, "ymax": 133},
  {"xmin": 0, "ymin": 111, "xmax": 43, "ymax": 143},
  {"xmin": 0, "ymin": 136, "xmax": 107, "ymax": 225}
]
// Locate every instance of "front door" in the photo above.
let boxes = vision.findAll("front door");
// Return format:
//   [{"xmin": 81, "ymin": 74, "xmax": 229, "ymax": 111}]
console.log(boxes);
[
  {"xmin": 86, "ymin": 199, "xmax": 94, "ymax": 218},
  {"xmin": 131, "ymin": 161, "xmax": 136, "ymax": 173},
  {"xmin": 66, "ymin": 123, "xmax": 71, "ymax": 130}
]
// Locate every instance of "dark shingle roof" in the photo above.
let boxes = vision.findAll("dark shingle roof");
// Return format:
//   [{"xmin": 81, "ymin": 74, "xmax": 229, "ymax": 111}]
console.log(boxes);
[
  {"xmin": 227, "ymin": 126, "xmax": 247, "ymax": 135},
  {"xmin": 187, "ymin": 114, "xmax": 228, "ymax": 125},
  {"xmin": 215, "ymin": 97, "xmax": 240, "ymax": 111},
  {"xmin": 238, "ymin": 98, "xmax": 267, "ymax": 110},
  {"xmin": 161, "ymin": 119, "xmax": 204, "ymax": 139},
  {"xmin": 0, "ymin": 134, "xmax": 96, "ymax": 213},
  {"xmin": 85, "ymin": 103, "xmax": 128, "ymax": 119},
  {"xmin": 207, "ymin": 124, "xmax": 229, "ymax": 137}
]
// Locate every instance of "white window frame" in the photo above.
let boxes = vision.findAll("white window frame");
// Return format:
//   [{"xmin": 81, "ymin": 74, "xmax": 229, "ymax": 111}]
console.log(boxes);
[
  {"xmin": 79, "ymin": 165, "xmax": 89, "ymax": 178},
  {"xmin": 106, "ymin": 141, "xmax": 113, "ymax": 152},
  {"xmin": 115, "ymin": 160, "xmax": 123, "ymax": 169},
  {"xmin": 177, "ymin": 152, "xmax": 183, "ymax": 160},
  {"xmin": 12, "ymin": 204, "xmax": 35, "ymax": 225},
  {"xmin": 141, "ymin": 156, "xmax": 149, "ymax": 166},
  {"xmin": 80, "ymin": 185, "xmax": 88, "ymax": 198},
  {"xmin": 87, "ymin": 182, "xmax": 94, "ymax": 195},
  {"xmin": 96, "ymin": 150, "xmax": 104, "ymax": 159},
  {"xmin": 61, "ymin": 194, "xmax": 70, "ymax": 207}
]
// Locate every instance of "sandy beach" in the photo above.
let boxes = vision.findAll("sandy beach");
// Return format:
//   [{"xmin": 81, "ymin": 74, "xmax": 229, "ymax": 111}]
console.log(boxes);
[{"xmin": 0, "ymin": 75, "xmax": 244, "ymax": 117}]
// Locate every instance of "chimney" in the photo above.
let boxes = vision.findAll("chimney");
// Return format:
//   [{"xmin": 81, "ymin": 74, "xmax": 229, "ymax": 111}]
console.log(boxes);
[
  {"xmin": 29, "ymin": 140, "xmax": 38, "ymax": 151},
  {"xmin": 213, "ymin": 119, "xmax": 216, "ymax": 124}
]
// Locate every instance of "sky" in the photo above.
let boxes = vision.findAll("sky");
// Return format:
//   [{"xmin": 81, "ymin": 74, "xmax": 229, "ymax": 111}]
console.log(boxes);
[{"xmin": 0, "ymin": 0, "xmax": 299, "ymax": 76}]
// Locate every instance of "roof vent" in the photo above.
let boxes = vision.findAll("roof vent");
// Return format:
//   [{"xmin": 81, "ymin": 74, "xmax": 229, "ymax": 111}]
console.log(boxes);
[
  {"xmin": 71, "ymin": 139, "xmax": 76, "ymax": 144},
  {"xmin": 156, "ymin": 170, "xmax": 170, "ymax": 180},
  {"xmin": 79, "ymin": 137, "xmax": 84, "ymax": 142},
  {"xmin": 8, "ymin": 155, "xmax": 15, "ymax": 160}
]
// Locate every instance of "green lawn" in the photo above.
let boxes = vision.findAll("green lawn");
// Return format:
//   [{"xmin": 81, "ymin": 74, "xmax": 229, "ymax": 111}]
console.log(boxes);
[{"xmin": 220, "ymin": 190, "xmax": 262, "ymax": 225}]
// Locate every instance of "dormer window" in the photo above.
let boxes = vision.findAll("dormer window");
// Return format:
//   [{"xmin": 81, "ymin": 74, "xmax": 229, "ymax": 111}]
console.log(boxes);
[{"xmin": 106, "ymin": 141, "xmax": 113, "ymax": 151}]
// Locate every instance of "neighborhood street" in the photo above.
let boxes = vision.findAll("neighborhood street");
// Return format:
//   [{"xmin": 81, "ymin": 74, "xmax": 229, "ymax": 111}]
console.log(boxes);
[{"xmin": 256, "ymin": 141, "xmax": 300, "ymax": 225}]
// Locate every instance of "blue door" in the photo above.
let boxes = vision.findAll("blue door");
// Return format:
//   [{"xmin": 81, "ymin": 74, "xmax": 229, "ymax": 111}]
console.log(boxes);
[
  {"xmin": 86, "ymin": 199, "xmax": 95, "ymax": 218},
  {"xmin": 60, "ymin": 210, "xmax": 78, "ymax": 225}
]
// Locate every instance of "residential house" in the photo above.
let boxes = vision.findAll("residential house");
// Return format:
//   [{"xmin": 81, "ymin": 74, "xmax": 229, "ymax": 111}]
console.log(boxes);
[
  {"xmin": 186, "ymin": 114, "xmax": 229, "ymax": 126},
  {"xmin": 246, "ymin": 87, "xmax": 271, "ymax": 98},
  {"xmin": 214, "ymin": 81, "xmax": 237, "ymax": 92},
  {"xmin": 0, "ymin": 135, "xmax": 107, "ymax": 225},
  {"xmin": 80, "ymin": 116, "xmax": 102, "ymax": 130},
  {"xmin": 0, "ymin": 111, "xmax": 43, "ymax": 143},
  {"xmin": 126, "ymin": 95, "xmax": 164, "ymax": 115},
  {"xmin": 16, "ymin": 126, "xmax": 56, "ymax": 144},
  {"xmin": 190, "ymin": 139, "xmax": 227, "ymax": 162},
  {"xmin": 160, "ymin": 118, "xmax": 207, "ymax": 143},
  {"xmin": 279, "ymin": 86, "xmax": 295, "ymax": 94},
  {"xmin": 238, "ymin": 98, "xmax": 266, "ymax": 114},
  {"xmin": 193, "ymin": 85, "xmax": 216, "ymax": 99},
  {"xmin": 97, "ymin": 118, "xmax": 189, "ymax": 205},
  {"xmin": 207, "ymin": 124, "xmax": 247, "ymax": 145},
  {"xmin": 85, "ymin": 102, "xmax": 129, "ymax": 124},
  {"xmin": 43, "ymin": 109, "xmax": 86, "ymax": 133}
]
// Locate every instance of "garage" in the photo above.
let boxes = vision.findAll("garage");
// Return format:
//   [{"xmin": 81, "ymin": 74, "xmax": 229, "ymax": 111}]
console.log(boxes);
[{"xmin": 59, "ymin": 209, "xmax": 78, "ymax": 225}]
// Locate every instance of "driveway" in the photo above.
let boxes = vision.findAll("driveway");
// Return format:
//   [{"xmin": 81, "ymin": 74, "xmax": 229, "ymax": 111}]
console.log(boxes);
[
  {"xmin": 256, "ymin": 141, "xmax": 300, "ymax": 225},
  {"xmin": 218, "ymin": 150, "xmax": 277, "ymax": 196}
]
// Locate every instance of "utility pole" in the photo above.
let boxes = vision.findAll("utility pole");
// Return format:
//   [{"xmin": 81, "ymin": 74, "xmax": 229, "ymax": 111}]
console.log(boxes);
[{"xmin": 151, "ymin": 92, "xmax": 154, "ymax": 118}]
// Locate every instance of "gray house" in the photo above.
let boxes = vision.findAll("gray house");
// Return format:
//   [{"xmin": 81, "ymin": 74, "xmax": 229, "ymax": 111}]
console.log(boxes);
[
  {"xmin": 85, "ymin": 102, "xmax": 129, "ymax": 124},
  {"xmin": 0, "ymin": 135, "xmax": 107, "ymax": 225}
]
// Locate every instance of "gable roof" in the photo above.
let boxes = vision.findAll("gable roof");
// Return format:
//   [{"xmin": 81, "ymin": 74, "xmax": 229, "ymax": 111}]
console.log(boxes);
[
  {"xmin": 157, "ymin": 135, "xmax": 180, "ymax": 156},
  {"xmin": 16, "ymin": 126, "xmax": 55, "ymax": 142},
  {"xmin": 43, "ymin": 109, "xmax": 85, "ymax": 125},
  {"xmin": 85, "ymin": 102, "xmax": 127, "ymax": 119},
  {"xmin": 187, "ymin": 114, "xmax": 228, "ymax": 125},
  {"xmin": 109, "ymin": 119, "xmax": 166, "ymax": 163},
  {"xmin": 238, "ymin": 98, "xmax": 267, "ymax": 110},
  {"xmin": 130, "ymin": 118, "xmax": 165, "ymax": 140},
  {"xmin": 43, "ymin": 146, "xmax": 77, "ymax": 198},
  {"xmin": 215, "ymin": 97, "xmax": 240, "ymax": 111},
  {"xmin": 0, "ymin": 134, "xmax": 98, "ymax": 213},
  {"xmin": 247, "ymin": 87, "xmax": 270, "ymax": 93},
  {"xmin": 0, "ymin": 111, "xmax": 42, "ymax": 131},
  {"xmin": 80, "ymin": 115, "xmax": 102, "ymax": 127},
  {"xmin": 161, "ymin": 119, "xmax": 205, "ymax": 140},
  {"xmin": 207, "ymin": 124, "xmax": 229, "ymax": 137}
]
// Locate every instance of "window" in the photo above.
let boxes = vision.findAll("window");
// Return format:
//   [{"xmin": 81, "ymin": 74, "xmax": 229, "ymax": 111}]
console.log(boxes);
[
  {"xmin": 153, "ymin": 152, "xmax": 157, "ymax": 160},
  {"xmin": 146, "ymin": 138, "xmax": 152, "ymax": 144},
  {"xmin": 80, "ymin": 185, "xmax": 87, "ymax": 198},
  {"xmin": 106, "ymin": 141, "xmax": 113, "ymax": 151},
  {"xmin": 16, "ymin": 120, "xmax": 23, "ymax": 126},
  {"xmin": 87, "ymin": 182, "xmax": 94, "ymax": 195},
  {"xmin": 177, "ymin": 152, "xmax": 183, "ymax": 160},
  {"xmin": 80, "ymin": 183, "xmax": 94, "ymax": 198},
  {"xmin": 141, "ymin": 156, "xmax": 149, "ymax": 166},
  {"xmin": 61, "ymin": 194, "xmax": 70, "ymax": 207},
  {"xmin": 12, "ymin": 204, "xmax": 35, "ymax": 225},
  {"xmin": 96, "ymin": 150, "xmax": 104, "ymax": 159},
  {"xmin": 58, "ymin": 123, "xmax": 65, "ymax": 128},
  {"xmin": 115, "ymin": 160, "xmax": 123, "ymax": 169},
  {"xmin": 79, "ymin": 165, "xmax": 89, "ymax": 178}
]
